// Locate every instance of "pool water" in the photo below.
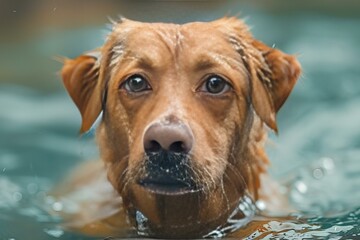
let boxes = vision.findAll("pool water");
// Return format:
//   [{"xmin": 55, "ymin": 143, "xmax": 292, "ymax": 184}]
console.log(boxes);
[{"xmin": 1, "ymin": 11, "xmax": 360, "ymax": 240}]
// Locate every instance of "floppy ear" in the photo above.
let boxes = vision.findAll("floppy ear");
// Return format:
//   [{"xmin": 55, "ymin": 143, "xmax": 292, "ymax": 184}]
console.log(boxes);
[
  {"xmin": 250, "ymin": 40, "xmax": 301, "ymax": 132},
  {"xmin": 61, "ymin": 55, "xmax": 102, "ymax": 133}
]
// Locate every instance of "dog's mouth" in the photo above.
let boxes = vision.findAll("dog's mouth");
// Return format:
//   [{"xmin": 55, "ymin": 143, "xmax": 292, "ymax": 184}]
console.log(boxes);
[
  {"xmin": 138, "ymin": 176, "xmax": 199, "ymax": 196},
  {"xmin": 137, "ymin": 151, "xmax": 200, "ymax": 195}
]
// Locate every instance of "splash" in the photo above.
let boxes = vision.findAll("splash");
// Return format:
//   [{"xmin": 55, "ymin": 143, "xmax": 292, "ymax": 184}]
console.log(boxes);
[{"xmin": 204, "ymin": 194, "xmax": 256, "ymax": 238}]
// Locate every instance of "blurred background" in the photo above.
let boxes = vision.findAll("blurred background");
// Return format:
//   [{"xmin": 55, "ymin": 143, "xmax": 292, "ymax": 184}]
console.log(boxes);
[
  {"xmin": 0, "ymin": 0, "xmax": 359, "ymax": 239},
  {"xmin": 0, "ymin": 0, "xmax": 359, "ymax": 91}
]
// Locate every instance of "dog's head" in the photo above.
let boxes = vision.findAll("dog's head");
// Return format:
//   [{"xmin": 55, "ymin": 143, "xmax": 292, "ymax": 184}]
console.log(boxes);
[{"xmin": 61, "ymin": 18, "xmax": 300, "ymax": 237}]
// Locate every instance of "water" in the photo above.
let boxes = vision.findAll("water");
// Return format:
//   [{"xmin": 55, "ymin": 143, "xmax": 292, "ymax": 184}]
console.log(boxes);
[{"xmin": 1, "ymin": 10, "xmax": 360, "ymax": 240}]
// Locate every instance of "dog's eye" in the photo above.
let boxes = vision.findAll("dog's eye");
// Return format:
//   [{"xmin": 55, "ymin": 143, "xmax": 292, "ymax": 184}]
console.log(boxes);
[
  {"xmin": 200, "ymin": 75, "xmax": 231, "ymax": 94},
  {"xmin": 123, "ymin": 74, "xmax": 151, "ymax": 92}
]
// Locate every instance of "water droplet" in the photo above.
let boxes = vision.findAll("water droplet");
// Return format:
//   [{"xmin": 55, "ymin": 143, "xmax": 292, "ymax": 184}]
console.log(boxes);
[
  {"xmin": 321, "ymin": 157, "xmax": 335, "ymax": 171},
  {"xmin": 52, "ymin": 201, "xmax": 63, "ymax": 212},
  {"xmin": 136, "ymin": 210, "xmax": 149, "ymax": 235},
  {"xmin": 256, "ymin": 200, "xmax": 266, "ymax": 211},
  {"xmin": 313, "ymin": 168, "xmax": 324, "ymax": 179},
  {"xmin": 13, "ymin": 192, "xmax": 22, "ymax": 202},
  {"xmin": 295, "ymin": 181, "xmax": 308, "ymax": 193},
  {"xmin": 44, "ymin": 228, "xmax": 64, "ymax": 238}
]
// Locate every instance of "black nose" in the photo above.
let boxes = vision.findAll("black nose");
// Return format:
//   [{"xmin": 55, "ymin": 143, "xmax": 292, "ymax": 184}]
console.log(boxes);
[{"xmin": 143, "ymin": 122, "xmax": 193, "ymax": 154}]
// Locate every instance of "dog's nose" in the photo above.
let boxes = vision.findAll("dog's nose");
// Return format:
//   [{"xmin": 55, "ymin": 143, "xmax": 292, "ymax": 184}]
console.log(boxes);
[{"xmin": 143, "ymin": 123, "xmax": 193, "ymax": 153}]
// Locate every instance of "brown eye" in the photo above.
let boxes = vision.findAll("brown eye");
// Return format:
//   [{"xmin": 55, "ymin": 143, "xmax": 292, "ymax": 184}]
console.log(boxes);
[
  {"xmin": 123, "ymin": 74, "xmax": 151, "ymax": 92},
  {"xmin": 200, "ymin": 75, "xmax": 231, "ymax": 94}
]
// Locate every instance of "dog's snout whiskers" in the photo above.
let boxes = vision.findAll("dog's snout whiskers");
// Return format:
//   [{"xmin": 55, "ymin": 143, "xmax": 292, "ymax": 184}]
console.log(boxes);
[
  {"xmin": 138, "ymin": 150, "xmax": 199, "ymax": 194},
  {"xmin": 146, "ymin": 151, "xmax": 190, "ymax": 180}
]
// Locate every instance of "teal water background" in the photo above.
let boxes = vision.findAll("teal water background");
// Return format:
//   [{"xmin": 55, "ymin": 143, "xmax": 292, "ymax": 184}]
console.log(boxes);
[{"xmin": 0, "ymin": 1, "xmax": 359, "ymax": 239}]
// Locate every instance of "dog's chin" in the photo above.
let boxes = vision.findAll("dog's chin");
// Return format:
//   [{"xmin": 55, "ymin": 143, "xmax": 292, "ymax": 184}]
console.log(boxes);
[
  {"xmin": 123, "ymin": 179, "xmax": 240, "ymax": 238},
  {"xmin": 124, "ymin": 183, "xmax": 215, "ymax": 238}
]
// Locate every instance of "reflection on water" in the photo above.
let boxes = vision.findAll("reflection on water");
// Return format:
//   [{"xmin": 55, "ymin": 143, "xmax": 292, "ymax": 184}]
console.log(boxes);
[
  {"xmin": 1, "ymin": 11, "xmax": 360, "ymax": 240},
  {"xmin": 290, "ymin": 157, "xmax": 360, "ymax": 215}
]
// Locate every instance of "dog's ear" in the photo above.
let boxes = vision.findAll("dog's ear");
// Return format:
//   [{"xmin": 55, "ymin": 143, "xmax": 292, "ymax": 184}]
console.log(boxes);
[
  {"xmin": 61, "ymin": 55, "xmax": 102, "ymax": 133},
  {"xmin": 250, "ymin": 40, "xmax": 301, "ymax": 132}
]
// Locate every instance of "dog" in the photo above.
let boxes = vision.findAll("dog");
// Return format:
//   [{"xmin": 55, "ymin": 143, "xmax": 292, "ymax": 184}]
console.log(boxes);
[{"xmin": 58, "ymin": 17, "xmax": 301, "ymax": 238}]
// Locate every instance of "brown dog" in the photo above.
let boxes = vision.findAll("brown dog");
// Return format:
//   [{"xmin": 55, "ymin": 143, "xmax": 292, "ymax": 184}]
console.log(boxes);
[{"xmin": 59, "ymin": 17, "xmax": 301, "ymax": 238}]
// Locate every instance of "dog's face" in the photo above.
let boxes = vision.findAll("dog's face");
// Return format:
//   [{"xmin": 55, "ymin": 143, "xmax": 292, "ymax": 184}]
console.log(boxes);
[{"xmin": 62, "ymin": 18, "xmax": 300, "ymax": 237}]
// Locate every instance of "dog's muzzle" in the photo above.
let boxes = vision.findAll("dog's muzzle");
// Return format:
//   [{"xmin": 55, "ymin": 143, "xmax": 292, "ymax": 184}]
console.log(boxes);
[{"xmin": 139, "ymin": 121, "xmax": 199, "ymax": 195}]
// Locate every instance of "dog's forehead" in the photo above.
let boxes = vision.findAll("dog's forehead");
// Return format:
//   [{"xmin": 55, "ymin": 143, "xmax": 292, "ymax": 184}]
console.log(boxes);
[
  {"xmin": 109, "ymin": 20, "xmax": 244, "ymax": 69},
  {"xmin": 122, "ymin": 23, "xmax": 229, "ymax": 49}
]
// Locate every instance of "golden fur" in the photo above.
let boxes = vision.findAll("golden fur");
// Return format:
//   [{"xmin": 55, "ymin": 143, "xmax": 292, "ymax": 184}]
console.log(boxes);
[{"xmin": 59, "ymin": 17, "xmax": 301, "ymax": 238}]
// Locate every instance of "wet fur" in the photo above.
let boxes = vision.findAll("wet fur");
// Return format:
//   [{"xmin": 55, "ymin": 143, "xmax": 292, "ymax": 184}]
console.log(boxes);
[{"xmin": 58, "ymin": 17, "xmax": 301, "ymax": 238}]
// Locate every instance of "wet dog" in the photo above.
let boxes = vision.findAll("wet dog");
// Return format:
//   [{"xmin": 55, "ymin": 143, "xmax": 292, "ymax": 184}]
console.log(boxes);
[{"xmin": 60, "ymin": 17, "xmax": 301, "ymax": 238}]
